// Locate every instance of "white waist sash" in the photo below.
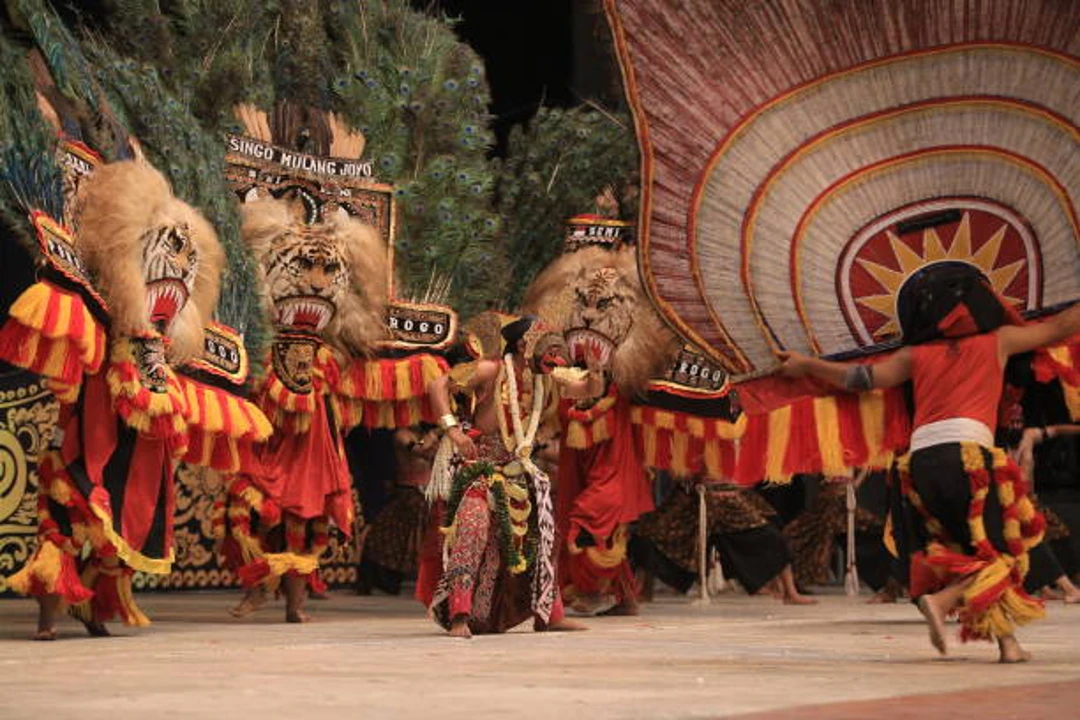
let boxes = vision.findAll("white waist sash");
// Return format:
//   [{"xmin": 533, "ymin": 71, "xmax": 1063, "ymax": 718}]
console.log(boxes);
[{"xmin": 910, "ymin": 418, "xmax": 994, "ymax": 452}]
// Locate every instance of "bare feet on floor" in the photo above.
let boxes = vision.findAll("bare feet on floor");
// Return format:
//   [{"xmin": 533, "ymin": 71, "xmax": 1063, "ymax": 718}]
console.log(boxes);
[
  {"xmin": 448, "ymin": 616, "xmax": 472, "ymax": 638},
  {"xmin": 81, "ymin": 620, "xmax": 111, "ymax": 637},
  {"xmin": 600, "ymin": 598, "xmax": 640, "ymax": 616},
  {"xmin": 285, "ymin": 610, "xmax": 311, "ymax": 624},
  {"xmin": 541, "ymin": 617, "xmax": 588, "ymax": 632},
  {"xmin": 866, "ymin": 589, "xmax": 899, "ymax": 604},
  {"xmin": 34, "ymin": 594, "xmax": 60, "ymax": 641},
  {"xmin": 229, "ymin": 587, "xmax": 269, "ymax": 618},
  {"xmin": 783, "ymin": 592, "xmax": 818, "ymax": 605},
  {"xmin": 998, "ymin": 635, "xmax": 1032, "ymax": 663},
  {"xmin": 917, "ymin": 594, "xmax": 948, "ymax": 656},
  {"xmin": 567, "ymin": 593, "xmax": 618, "ymax": 617}
]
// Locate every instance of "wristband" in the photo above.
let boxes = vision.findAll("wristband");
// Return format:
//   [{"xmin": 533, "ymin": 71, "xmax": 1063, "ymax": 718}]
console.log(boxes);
[{"xmin": 439, "ymin": 413, "xmax": 459, "ymax": 431}]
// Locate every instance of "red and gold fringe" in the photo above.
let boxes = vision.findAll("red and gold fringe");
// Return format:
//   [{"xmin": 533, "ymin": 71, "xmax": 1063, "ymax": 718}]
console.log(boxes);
[
  {"xmin": 106, "ymin": 337, "xmax": 189, "ymax": 454},
  {"xmin": 564, "ymin": 388, "xmax": 619, "ymax": 450},
  {"xmin": 179, "ymin": 376, "xmax": 272, "ymax": 472},
  {"xmin": 732, "ymin": 387, "xmax": 910, "ymax": 485},
  {"xmin": 336, "ymin": 353, "xmax": 448, "ymax": 402},
  {"xmin": 904, "ymin": 444, "xmax": 1045, "ymax": 642},
  {"xmin": 0, "ymin": 281, "xmax": 106, "ymax": 392},
  {"xmin": 7, "ymin": 540, "xmax": 94, "ymax": 605},
  {"xmin": 631, "ymin": 407, "xmax": 745, "ymax": 479},
  {"xmin": 1033, "ymin": 337, "xmax": 1080, "ymax": 420}
]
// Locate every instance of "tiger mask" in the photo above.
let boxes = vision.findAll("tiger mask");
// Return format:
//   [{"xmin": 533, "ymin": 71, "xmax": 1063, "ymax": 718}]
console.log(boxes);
[
  {"xmin": 241, "ymin": 196, "xmax": 389, "ymax": 358},
  {"xmin": 522, "ymin": 246, "xmax": 678, "ymax": 397},
  {"xmin": 75, "ymin": 160, "xmax": 224, "ymax": 363}
]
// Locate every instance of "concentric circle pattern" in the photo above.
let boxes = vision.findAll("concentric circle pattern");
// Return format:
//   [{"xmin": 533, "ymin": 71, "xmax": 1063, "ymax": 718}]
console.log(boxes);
[{"xmin": 606, "ymin": 0, "xmax": 1080, "ymax": 378}]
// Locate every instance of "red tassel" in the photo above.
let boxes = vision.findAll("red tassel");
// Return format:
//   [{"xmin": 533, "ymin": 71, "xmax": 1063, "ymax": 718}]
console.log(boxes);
[
  {"xmin": 782, "ymin": 398, "xmax": 821, "ymax": 476},
  {"xmin": 734, "ymin": 415, "xmax": 769, "ymax": 486},
  {"xmin": 238, "ymin": 559, "xmax": 271, "ymax": 588},
  {"xmin": 837, "ymin": 393, "xmax": 869, "ymax": 467}
]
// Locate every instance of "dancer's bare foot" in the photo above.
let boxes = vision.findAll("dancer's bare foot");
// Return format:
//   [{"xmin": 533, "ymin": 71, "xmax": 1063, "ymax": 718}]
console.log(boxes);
[
  {"xmin": 282, "ymin": 574, "xmax": 308, "ymax": 624},
  {"xmin": 998, "ymin": 635, "xmax": 1032, "ymax": 663},
  {"xmin": 81, "ymin": 620, "xmax": 111, "ymax": 637},
  {"xmin": 917, "ymin": 594, "xmax": 948, "ymax": 655},
  {"xmin": 34, "ymin": 594, "xmax": 61, "ymax": 641},
  {"xmin": 866, "ymin": 589, "xmax": 898, "ymax": 604},
  {"xmin": 541, "ymin": 617, "xmax": 588, "ymax": 632},
  {"xmin": 229, "ymin": 586, "xmax": 268, "ymax": 618},
  {"xmin": 1040, "ymin": 586, "xmax": 1064, "ymax": 601},
  {"xmin": 601, "ymin": 596, "xmax": 640, "ymax": 616},
  {"xmin": 448, "ymin": 615, "xmax": 472, "ymax": 638},
  {"xmin": 285, "ymin": 610, "xmax": 311, "ymax": 623},
  {"xmin": 568, "ymin": 593, "xmax": 618, "ymax": 617},
  {"xmin": 779, "ymin": 567, "xmax": 816, "ymax": 605},
  {"xmin": 1056, "ymin": 576, "xmax": 1080, "ymax": 604}
]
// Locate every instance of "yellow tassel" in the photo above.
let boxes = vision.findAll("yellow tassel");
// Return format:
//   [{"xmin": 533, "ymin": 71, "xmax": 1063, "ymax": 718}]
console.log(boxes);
[
  {"xmin": 264, "ymin": 552, "xmax": 320, "ymax": 579},
  {"xmin": 718, "ymin": 413, "xmax": 747, "ymax": 441},
  {"xmin": 641, "ymin": 425, "xmax": 657, "ymax": 466},
  {"xmin": 704, "ymin": 442, "xmax": 721, "ymax": 478},
  {"xmin": 765, "ymin": 405, "xmax": 792, "ymax": 482},
  {"xmin": 394, "ymin": 359, "xmax": 411, "ymax": 398},
  {"xmin": 117, "ymin": 574, "xmax": 151, "ymax": 627},
  {"xmin": 859, "ymin": 392, "xmax": 886, "ymax": 464},
  {"xmin": 7, "ymin": 542, "xmax": 65, "ymax": 595},
  {"xmin": 814, "ymin": 396, "xmax": 845, "ymax": 476},
  {"xmin": 584, "ymin": 525, "xmax": 629, "ymax": 569},
  {"xmin": 671, "ymin": 431, "xmax": 690, "ymax": 476},
  {"xmin": 566, "ymin": 421, "xmax": 588, "ymax": 449}
]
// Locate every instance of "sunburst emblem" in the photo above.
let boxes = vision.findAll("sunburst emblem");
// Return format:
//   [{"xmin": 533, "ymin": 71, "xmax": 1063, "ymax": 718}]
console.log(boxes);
[{"xmin": 842, "ymin": 205, "xmax": 1038, "ymax": 345}]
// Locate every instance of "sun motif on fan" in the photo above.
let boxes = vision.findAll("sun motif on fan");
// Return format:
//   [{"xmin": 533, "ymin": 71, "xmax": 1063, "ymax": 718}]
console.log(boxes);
[{"xmin": 839, "ymin": 202, "xmax": 1040, "ymax": 347}]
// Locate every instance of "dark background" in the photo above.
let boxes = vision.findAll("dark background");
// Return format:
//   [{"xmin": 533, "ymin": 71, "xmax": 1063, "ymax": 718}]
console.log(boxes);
[{"xmin": 416, "ymin": 0, "xmax": 619, "ymax": 154}]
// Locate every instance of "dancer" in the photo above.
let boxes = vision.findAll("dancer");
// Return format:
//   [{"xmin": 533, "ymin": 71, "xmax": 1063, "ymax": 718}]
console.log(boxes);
[
  {"xmin": 425, "ymin": 316, "xmax": 585, "ymax": 637},
  {"xmin": 359, "ymin": 424, "xmax": 439, "ymax": 594},
  {"xmin": 523, "ymin": 216, "xmax": 678, "ymax": 616},
  {"xmin": 224, "ymin": 195, "xmax": 388, "ymax": 623},
  {"xmin": 631, "ymin": 473, "xmax": 815, "ymax": 604},
  {"xmin": 2, "ymin": 159, "xmax": 226, "ymax": 638},
  {"xmin": 780, "ymin": 262, "xmax": 1080, "ymax": 662}
]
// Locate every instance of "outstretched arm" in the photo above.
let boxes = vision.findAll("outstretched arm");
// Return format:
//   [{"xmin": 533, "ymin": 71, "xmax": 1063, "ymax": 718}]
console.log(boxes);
[
  {"xmin": 776, "ymin": 346, "xmax": 913, "ymax": 390},
  {"xmin": 999, "ymin": 303, "xmax": 1080, "ymax": 358},
  {"xmin": 427, "ymin": 361, "xmax": 497, "ymax": 460}
]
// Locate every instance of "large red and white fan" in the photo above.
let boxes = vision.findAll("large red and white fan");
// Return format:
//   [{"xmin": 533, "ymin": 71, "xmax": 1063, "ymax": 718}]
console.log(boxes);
[{"xmin": 605, "ymin": 0, "xmax": 1079, "ymax": 378}]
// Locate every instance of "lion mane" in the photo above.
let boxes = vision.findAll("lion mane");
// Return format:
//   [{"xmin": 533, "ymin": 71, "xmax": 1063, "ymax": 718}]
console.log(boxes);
[
  {"xmin": 522, "ymin": 246, "xmax": 678, "ymax": 396},
  {"xmin": 75, "ymin": 160, "xmax": 224, "ymax": 363},
  {"xmin": 241, "ymin": 196, "xmax": 389, "ymax": 358}
]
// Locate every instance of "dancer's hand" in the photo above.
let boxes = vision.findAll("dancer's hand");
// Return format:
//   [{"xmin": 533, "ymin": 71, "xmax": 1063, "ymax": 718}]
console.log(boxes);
[
  {"xmin": 776, "ymin": 350, "xmax": 812, "ymax": 378},
  {"xmin": 448, "ymin": 426, "xmax": 477, "ymax": 460}
]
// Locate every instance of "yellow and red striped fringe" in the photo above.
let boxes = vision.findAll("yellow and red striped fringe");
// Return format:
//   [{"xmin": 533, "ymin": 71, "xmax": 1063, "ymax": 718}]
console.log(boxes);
[
  {"xmin": 564, "ymin": 388, "xmax": 619, "ymax": 450},
  {"xmin": 1032, "ymin": 337, "xmax": 1080, "ymax": 420},
  {"xmin": 632, "ymin": 407, "xmax": 746, "ymax": 480},
  {"xmin": 106, "ymin": 337, "xmax": 189, "ymax": 456},
  {"xmin": 0, "ymin": 281, "xmax": 106, "ymax": 398},
  {"xmin": 902, "ymin": 444, "xmax": 1045, "ymax": 642},
  {"xmin": 733, "ymin": 387, "xmax": 911, "ymax": 485},
  {"xmin": 336, "ymin": 353, "xmax": 448, "ymax": 401},
  {"xmin": 179, "ymin": 376, "xmax": 272, "ymax": 472}
]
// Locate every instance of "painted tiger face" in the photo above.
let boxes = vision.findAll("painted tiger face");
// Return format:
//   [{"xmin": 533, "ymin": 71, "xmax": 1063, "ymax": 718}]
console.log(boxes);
[
  {"xmin": 142, "ymin": 223, "xmax": 201, "ymax": 334},
  {"xmin": 565, "ymin": 267, "xmax": 636, "ymax": 370},
  {"xmin": 264, "ymin": 228, "xmax": 348, "ymax": 333}
]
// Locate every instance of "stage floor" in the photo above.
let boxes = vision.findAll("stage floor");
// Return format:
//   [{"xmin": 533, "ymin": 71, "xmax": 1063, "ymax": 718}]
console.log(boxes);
[{"xmin": 1, "ymin": 589, "xmax": 1078, "ymax": 719}]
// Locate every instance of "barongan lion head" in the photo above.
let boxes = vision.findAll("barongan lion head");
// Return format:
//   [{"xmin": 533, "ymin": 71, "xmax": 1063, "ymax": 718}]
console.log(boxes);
[
  {"xmin": 241, "ymin": 196, "xmax": 389, "ymax": 356},
  {"xmin": 75, "ymin": 160, "xmax": 224, "ymax": 362},
  {"xmin": 522, "ymin": 246, "xmax": 678, "ymax": 396}
]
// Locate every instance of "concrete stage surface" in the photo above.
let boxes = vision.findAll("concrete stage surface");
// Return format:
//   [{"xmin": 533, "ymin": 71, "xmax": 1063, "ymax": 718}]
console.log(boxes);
[{"xmin": 1, "ymin": 590, "xmax": 1078, "ymax": 719}]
